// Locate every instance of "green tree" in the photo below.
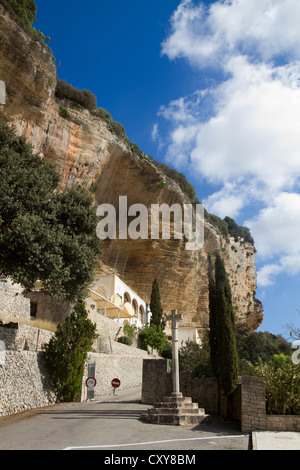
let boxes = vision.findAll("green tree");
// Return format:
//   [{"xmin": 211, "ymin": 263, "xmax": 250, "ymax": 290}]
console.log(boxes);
[
  {"xmin": 43, "ymin": 300, "xmax": 97, "ymax": 402},
  {"xmin": 5, "ymin": 0, "xmax": 37, "ymax": 28},
  {"xmin": 138, "ymin": 324, "xmax": 168, "ymax": 354},
  {"xmin": 245, "ymin": 358, "xmax": 300, "ymax": 415},
  {"xmin": 208, "ymin": 254, "xmax": 218, "ymax": 376},
  {"xmin": 208, "ymin": 253, "xmax": 239, "ymax": 395},
  {"xmin": 150, "ymin": 278, "xmax": 165, "ymax": 330},
  {"xmin": 0, "ymin": 119, "xmax": 102, "ymax": 301},
  {"xmin": 236, "ymin": 324, "xmax": 292, "ymax": 368},
  {"xmin": 179, "ymin": 340, "xmax": 213, "ymax": 378}
]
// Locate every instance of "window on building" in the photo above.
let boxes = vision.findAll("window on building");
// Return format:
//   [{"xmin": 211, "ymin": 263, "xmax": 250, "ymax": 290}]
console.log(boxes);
[
  {"xmin": 132, "ymin": 299, "xmax": 138, "ymax": 317},
  {"xmin": 30, "ymin": 302, "xmax": 38, "ymax": 318},
  {"xmin": 124, "ymin": 292, "xmax": 131, "ymax": 304},
  {"xmin": 139, "ymin": 305, "xmax": 145, "ymax": 324}
]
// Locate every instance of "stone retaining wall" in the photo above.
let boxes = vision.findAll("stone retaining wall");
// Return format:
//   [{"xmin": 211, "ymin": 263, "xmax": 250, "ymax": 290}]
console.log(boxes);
[
  {"xmin": 0, "ymin": 351, "xmax": 56, "ymax": 416},
  {"xmin": 141, "ymin": 359, "xmax": 300, "ymax": 432},
  {"xmin": 266, "ymin": 415, "xmax": 300, "ymax": 432}
]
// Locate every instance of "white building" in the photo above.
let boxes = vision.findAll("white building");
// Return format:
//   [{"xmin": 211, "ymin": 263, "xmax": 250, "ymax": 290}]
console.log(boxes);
[{"xmin": 88, "ymin": 274, "xmax": 151, "ymax": 329}]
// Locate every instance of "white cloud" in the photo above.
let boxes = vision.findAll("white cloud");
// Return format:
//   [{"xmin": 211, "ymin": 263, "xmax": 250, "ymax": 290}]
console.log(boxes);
[
  {"xmin": 158, "ymin": 0, "xmax": 300, "ymax": 288},
  {"xmin": 203, "ymin": 183, "xmax": 247, "ymax": 219},
  {"xmin": 151, "ymin": 123, "xmax": 159, "ymax": 141},
  {"xmin": 162, "ymin": 0, "xmax": 300, "ymax": 68},
  {"xmin": 246, "ymin": 193, "xmax": 300, "ymax": 259}
]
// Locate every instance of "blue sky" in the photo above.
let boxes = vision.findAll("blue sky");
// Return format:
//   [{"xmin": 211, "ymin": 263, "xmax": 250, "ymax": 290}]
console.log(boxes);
[{"xmin": 34, "ymin": 0, "xmax": 300, "ymax": 338}]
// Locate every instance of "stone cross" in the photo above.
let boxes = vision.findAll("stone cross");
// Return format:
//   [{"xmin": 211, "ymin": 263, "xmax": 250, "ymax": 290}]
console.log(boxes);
[
  {"xmin": 0, "ymin": 81, "xmax": 5, "ymax": 105},
  {"xmin": 165, "ymin": 309, "xmax": 183, "ymax": 398}
]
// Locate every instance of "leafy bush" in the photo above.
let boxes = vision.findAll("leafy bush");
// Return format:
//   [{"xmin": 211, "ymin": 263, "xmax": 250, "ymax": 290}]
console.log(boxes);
[
  {"xmin": 4, "ymin": 0, "xmax": 37, "ymax": 28},
  {"xmin": 55, "ymin": 79, "xmax": 97, "ymax": 111},
  {"xmin": 245, "ymin": 357, "xmax": 300, "ymax": 415},
  {"xmin": 123, "ymin": 324, "xmax": 136, "ymax": 342},
  {"xmin": 43, "ymin": 300, "xmax": 97, "ymax": 402},
  {"xmin": 224, "ymin": 216, "xmax": 254, "ymax": 245},
  {"xmin": 93, "ymin": 108, "xmax": 126, "ymax": 139},
  {"xmin": 206, "ymin": 213, "xmax": 229, "ymax": 236},
  {"xmin": 153, "ymin": 161, "xmax": 199, "ymax": 204},
  {"xmin": 179, "ymin": 340, "xmax": 213, "ymax": 378},
  {"xmin": 59, "ymin": 105, "xmax": 71, "ymax": 120},
  {"xmin": 117, "ymin": 335, "xmax": 133, "ymax": 346},
  {"xmin": 138, "ymin": 325, "xmax": 169, "ymax": 354}
]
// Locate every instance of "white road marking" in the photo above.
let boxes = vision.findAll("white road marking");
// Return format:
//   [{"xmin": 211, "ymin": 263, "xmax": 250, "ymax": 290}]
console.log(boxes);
[{"xmin": 64, "ymin": 434, "xmax": 248, "ymax": 450}]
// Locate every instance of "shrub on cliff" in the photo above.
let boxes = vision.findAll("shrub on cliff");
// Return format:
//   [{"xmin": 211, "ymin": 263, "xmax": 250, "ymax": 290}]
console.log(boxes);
[
  {"xmin": 44, "ymin": 300, "xmax": 97, "ymax": 402},
  {"xmin": 0, "ymin": 119, "xmax": 102, "ymax": 301},
  {"xmin": 4, "ymin": 0, "xmax": 37, "ymax": 28},
  {"xmin": 55, "ymin": 79, "xmax": 97, "ymax": 111}
]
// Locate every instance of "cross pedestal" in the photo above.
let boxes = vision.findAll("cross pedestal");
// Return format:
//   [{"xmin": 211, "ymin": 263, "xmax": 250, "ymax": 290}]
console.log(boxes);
[
  {"xmin": 140, "ymin": 309, "xmax": 210, "ymax": 426},
  {"xmin": 165, "ymin": 309, "xmax": 183, "ymax": 398}
]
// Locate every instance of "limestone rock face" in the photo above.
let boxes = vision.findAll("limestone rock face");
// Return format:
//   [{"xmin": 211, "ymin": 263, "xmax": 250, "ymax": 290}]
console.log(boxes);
[{"xmin": 0, "ymin": 5, "xmax": 263, "ymax": 336}]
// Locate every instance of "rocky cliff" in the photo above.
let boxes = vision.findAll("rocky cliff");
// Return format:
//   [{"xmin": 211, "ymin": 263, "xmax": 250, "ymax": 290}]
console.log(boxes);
[{"xmin": 0, "ymin": 4, "xmax": 263, "ymax": 336}]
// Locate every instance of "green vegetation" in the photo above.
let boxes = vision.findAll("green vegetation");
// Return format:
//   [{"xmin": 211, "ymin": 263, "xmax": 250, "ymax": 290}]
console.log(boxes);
[
  {"xmin": 43, "ymin": 300, "xmax": 97, "ymax": 402},
  {"xmin": 59, "ymin": 105, "xmax": 71, "ymax": 120},
  {"xmin": 138, "ymin": 324, "xmax": 169, "ymax": 354},
  {"xmin": 178, "ymin": 257, "xmax": 298, "ymax": 414},
  {"xmin": 117, "ymin": 324, "xmax": 136, "ymax": 346},
  {"xmin": 224, "ymin": 216, "xmax": 254, "ymax": 245},
  {"xmin": 137, "ymin": 278, "xmax": 169, "ymax": 354},
  {"xmin": 154, "ymin": 161, "xmax": 199, "ymax": 205},
  {"xmin": 150, "ymin": 278, "xmax": 166, "ymax": 331},
  {"xmin": 245, "ymin": 357, "xmax": 300, "ymax": 415},
  {"xmin": 0, "ymin": 119, "xmax": 102, "ymax": 301},
  {"xmin": 93, "ymin": 108, "xmax": 126, "ymax": 139},
  {"xmin": 208, "ymin": 253, "xmax": 239, "ymax": 395},
  {"xmin": 4, "ymin": 0, "xmax": 36, "ymax": 29},
  {"xmin": 0, "ymin": 0, "xmax": 49, "ymax": 43},
  {"xmin": 55, "ymin": 79, "xmax": 97, "ymax": 111}
]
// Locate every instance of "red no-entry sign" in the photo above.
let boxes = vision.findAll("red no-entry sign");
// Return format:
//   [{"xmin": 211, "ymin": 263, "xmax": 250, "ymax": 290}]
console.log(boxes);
[
  {"xmin": 111, "ymin": 378, "xmax": 121, "ymax": 389},
  {"xmin": 86, "ymin": 377, "xmax": 97, "ymax": 389}
]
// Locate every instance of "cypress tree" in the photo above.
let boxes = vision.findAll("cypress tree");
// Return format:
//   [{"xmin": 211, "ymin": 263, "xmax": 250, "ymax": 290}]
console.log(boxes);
[
  {"xmin": 208, "ymin": 253, "xmax": 239, "ymax": 396},
  {"xmin": 208, "ymin": 254, "xmax": 218, "ymax": 377},
  {"xmin": 43, "ymin": 300, "xmax": 96, "ymax": 402},
  {"xmin": 150, "ymin": 278, "xmax": 165, "ymax": 330}
]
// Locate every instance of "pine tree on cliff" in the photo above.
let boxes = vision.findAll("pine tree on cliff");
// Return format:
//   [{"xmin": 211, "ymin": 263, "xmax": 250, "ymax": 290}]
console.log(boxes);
[
  {"xmin": 208, "ymin": 253, "xmax": 239, "ymax": 396},
  {"xmin": 5, "ymin": 0, "xmax": 37, "ymax": 28},
  {"xmin": 150, "ymin": 278, "xmax": 165, "ymax": 330}
]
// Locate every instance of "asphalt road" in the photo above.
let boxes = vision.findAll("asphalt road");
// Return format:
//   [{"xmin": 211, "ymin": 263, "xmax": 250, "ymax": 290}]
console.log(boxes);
[{"xmin": 0, "ymin": 388, "xmax": 250, "ymax": 452}]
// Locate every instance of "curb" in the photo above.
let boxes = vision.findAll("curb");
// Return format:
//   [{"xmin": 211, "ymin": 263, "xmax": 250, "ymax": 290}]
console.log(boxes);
[{"xmin": 250, "ymin": 432, "xmax": 257, "ymax": 450}]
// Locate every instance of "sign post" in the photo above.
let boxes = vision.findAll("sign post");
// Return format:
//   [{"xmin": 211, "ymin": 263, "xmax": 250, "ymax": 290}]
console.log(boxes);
[
  {"xmin": 165, "ymin": 309, "xmax": 183, "ymax": 398},
  {"xmin": 86, "ymin": 376, "xmax": 97, "ymax": 401},
  {"xmin": 111, "ymin": 378, "xmax": 121, "ymax": 395}
]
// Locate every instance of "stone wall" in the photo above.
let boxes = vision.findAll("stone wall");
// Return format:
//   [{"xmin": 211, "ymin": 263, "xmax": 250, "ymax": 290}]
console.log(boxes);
[
  {"xmin": 82, "ymin": 349, "xmax": 154, "ymax": 400},
  {"xmin": 0, "ymin": 289, "xmax": 30, "ymax": 321},
  {"xmin": 266, "ymin": 415, "xmax": 300, "ymax": 432},
  {"xmin": 0, "ymin": 323, "xmax": 54, "ymax": 351},
  {"xmin": 0, "ymin": 308, "xmax": 155, "ymax": 416},
  {"xmin": 240, "ymin": 376, "xmax": 266, "ymax": 432},
  {"xmin": 0, "ymin": 351, "xmax": 57, "ymax": 416},
  {"xmin": 141, "ymin": 359, "xmax": 300, "ymax": 432}
]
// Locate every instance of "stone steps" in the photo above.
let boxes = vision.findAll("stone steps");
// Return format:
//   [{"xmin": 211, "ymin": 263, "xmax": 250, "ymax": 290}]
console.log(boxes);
[{"xmin": 140, "ymin": 395, "xmax": 211, "ymax": 426}]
